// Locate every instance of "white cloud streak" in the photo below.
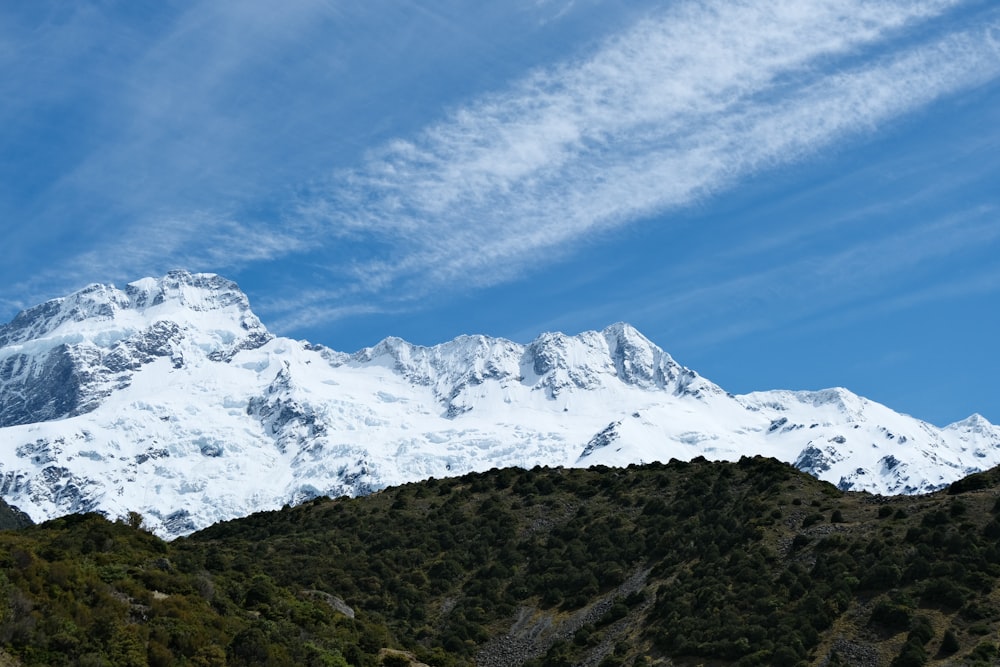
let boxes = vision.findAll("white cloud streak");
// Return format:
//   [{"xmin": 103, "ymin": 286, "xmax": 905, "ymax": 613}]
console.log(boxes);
[
  {"xmin": 4, "ymin": 0, "xmax": 998, "ymax": 336},
  {"xmin": 301, "ymin": 0, "xmax": 999, "ymax": 310},
  {"xmin": 5, "ymin": 214, "xmax": 307, "ymax": 311}
]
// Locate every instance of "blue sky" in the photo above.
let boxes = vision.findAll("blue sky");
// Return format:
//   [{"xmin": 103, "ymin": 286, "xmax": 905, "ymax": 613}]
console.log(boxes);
[{"xmin": 1, "ymin": 0, "xmax": 998, "ymax": 426}]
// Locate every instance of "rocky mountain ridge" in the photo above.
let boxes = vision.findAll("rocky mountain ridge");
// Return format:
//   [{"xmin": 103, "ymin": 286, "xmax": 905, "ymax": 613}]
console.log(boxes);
[{"xmin": 0, "ymin": 270, "xmax": 997, "ymax": 537}]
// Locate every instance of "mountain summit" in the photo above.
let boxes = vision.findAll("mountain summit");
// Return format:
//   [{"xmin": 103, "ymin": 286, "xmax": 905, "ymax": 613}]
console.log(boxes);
[
  {"xmin": 0, "ymin": 271, "xmax": 270, "ymax": 428},
  {"xmin": 0, "ymin": 272, "xmax": 997, "ymax": 537}
]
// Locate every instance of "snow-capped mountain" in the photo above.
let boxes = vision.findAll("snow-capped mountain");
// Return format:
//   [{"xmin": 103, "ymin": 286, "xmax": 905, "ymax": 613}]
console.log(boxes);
[{"xmin": 1, "ymin": 271, "xmax": 998, "ymax": 538}]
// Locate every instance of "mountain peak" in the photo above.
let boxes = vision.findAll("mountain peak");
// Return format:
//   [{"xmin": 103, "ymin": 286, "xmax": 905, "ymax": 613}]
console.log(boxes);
[
  {"xmin": 946, "ymin": 412, "xmax": 997, "ymax": 434},
  {"xmin": 1, "ymin": 272, "xmax": 997, "ymax": 537},
  {"xmin": 601, "ymin": 321, "xmax": 644, "ymax": 340},
  {"xmin": 0, "ymin": 271, "xmax": 257, "ymax": 349},
  {"xmin": 0, "ymin": 271, "xmax": 271, "ymax": 428},
  {"xmin": 957, "ymin": 412, "xmax": 991, "ymax": 426},
  {"xmin": 123, "ymin": 270, "xmax": 252, "ymax": 313}
]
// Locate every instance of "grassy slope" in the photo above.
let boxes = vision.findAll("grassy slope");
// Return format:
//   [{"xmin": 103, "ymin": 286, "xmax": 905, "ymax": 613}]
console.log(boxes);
[{"xmin": 2, "ymin": 457, "xmax": 1000, "ymax": 666}]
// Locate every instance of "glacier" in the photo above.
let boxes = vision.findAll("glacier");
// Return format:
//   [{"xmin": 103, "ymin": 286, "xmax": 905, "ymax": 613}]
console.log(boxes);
[{"xmin": 0, "ymin": 270, "xmax": 997, "ymax": 538}]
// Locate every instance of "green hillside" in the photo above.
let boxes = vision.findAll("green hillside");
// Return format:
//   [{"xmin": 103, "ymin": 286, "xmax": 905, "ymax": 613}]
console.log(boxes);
[{"xmin": 2, "ymin": 457, "xmax": 1000, "ymax": 666}]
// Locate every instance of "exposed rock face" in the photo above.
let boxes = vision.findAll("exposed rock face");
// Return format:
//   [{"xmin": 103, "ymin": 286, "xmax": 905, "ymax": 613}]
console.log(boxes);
[
  {"xmin": 0, "ymin": 323, "xmax": 185, "ymax": 428},
  {"xmin": 580, "ymin": 422, "xmax": 621, "ymax": 459},
  {"xmin": 0, "ymin": 497, "xmax": 33, "ymax": 530}
]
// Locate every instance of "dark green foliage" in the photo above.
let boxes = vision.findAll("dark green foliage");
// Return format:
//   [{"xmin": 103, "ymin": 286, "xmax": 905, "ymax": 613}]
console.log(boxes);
[
  {"xmin": 887, "ymin": 616, "xmax": 935, "ymax": 666},
  {"xmin": 871, "ymin": 598, "xmax": 913, "ymax": 633},
  {"xmin": 382, "ymin": 653, "xmax": 411, "ymax": 667},
  {"xmin": 947, "ymin": 469, "xmax": 996, "ymax": 494},
  {"xmin": 940, "ymin": 628, "xmax": 960, "ymax": 655},
  {"xmin": 3, "ymin": 457, "xmax": 1000, "ymax": 665},
  {"xmin": 969, "ymin": 642, "xmax": 999, "ymax": 664},
  {"xmin": 908, "ymin": 615, "xmax": 934, "ymax": 645},
  {"xmin": 890, "ymin": 639, "xmax": 927, "ymax": 667},
  {"xmin": 920, "ymin": 577, "xmax": 971, "ymax": 609},
  {"xmin": 0, "ymin": 514, "xmax": 378, "ymax": 666}
]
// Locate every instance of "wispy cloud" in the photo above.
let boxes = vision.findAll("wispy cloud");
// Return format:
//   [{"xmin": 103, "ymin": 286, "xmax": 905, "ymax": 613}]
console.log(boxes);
[
  {"xmin": 288, "ymin": 0, "xmax": 999, "ymax": 328},
  {"xmin": 3, "ymin": 0, "xmax": 999, "ymax": 337},
  {"xmin": 6, "ymin": 214, "xmax": 307, "ymax": 310}
]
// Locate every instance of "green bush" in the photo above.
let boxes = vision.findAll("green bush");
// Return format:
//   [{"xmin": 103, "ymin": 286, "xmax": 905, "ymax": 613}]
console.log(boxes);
[
  {"xmin": 7, "ymin": 459, "xmax": 1000, "ymax": 667},
  {"xmin": 870, "ymin": 599, "xmax": 912, "ymax": 633},
  {"xmin": 939, "ymin": 628, "xmax": 960, "ymax": 655},
  {"xmin": 890, "ymin": 638, "xmax": 927, "ymax": 667}
]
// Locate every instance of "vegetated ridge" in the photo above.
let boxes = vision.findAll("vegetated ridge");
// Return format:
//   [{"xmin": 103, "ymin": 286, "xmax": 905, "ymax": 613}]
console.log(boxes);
[
  {"xmin": 0, "ymin": 271, "xmax": 998, "ymax": 538},
  {"xmin": 0, "ymin": 497, "xmax": 31, "ymax": 532},
  {"xmin": 2, "ymin": 458, "xmax": 1000, "ymax": 666}
]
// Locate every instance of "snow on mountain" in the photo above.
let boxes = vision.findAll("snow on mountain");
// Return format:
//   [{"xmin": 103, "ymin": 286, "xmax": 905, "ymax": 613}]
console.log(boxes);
[
  {"xmin": 735, "ymin": 388, "xmax": 977, "ymax": 494},
  {"xmin": 0, "ymin": 271, "xmax": 270, "ymax": 428},
  {"xmin": 0, "ymin": 271, "xmax": 997, "ymax": 538}
]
